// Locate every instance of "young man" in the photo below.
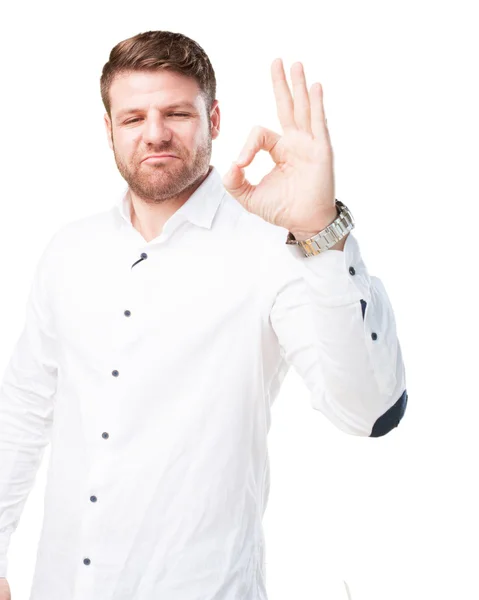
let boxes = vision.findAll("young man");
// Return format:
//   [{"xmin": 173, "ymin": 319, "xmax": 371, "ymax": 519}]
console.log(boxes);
[{"xmin": 0, "ymin": 29, "xmax": 407, "ymax": 600}]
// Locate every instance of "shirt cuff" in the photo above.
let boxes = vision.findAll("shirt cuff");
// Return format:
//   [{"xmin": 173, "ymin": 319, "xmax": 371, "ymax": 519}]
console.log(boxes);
[{"xmin": 284, "ymin": 231, "xmax": 372, "ymax": 307}]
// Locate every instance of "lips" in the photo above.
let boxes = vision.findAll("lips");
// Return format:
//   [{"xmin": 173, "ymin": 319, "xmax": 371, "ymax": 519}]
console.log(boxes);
[{"xmin": 142, "ymin": 154, "xmax": 178, "ymax": 161}]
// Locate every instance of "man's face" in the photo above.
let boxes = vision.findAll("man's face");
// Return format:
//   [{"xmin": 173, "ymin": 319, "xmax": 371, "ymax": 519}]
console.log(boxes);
[{"xmin": 104, "ymin": 69, "xmax": 220, "ymax": 202}]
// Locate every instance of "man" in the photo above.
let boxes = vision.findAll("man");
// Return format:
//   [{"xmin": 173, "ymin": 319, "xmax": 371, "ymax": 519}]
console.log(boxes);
[{"xmin": 0, "ymin": 30, "xmax": 407, "ymax": 600}]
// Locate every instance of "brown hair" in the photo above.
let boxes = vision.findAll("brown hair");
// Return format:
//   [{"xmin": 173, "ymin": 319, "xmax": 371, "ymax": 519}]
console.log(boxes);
[{"xmin": 100, "ymin": 30, "xmax": 217, "ymax": 119}]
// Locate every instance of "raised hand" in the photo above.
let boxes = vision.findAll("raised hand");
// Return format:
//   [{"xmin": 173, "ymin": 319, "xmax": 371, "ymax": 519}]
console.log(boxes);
[{"xmin": 222, "ymin": 58, "xmax": 337, "ymax": 238}]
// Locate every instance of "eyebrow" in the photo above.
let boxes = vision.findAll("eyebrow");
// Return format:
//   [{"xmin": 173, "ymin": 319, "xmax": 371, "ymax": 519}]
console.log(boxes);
[{"xmin": 116, "ymin": 102, "xmax": 198, "ymax": 120}]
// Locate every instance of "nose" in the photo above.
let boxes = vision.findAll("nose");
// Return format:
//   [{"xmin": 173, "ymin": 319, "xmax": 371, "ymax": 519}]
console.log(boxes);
[{"xmin": 142, "ymin": 115, "xmax": 173, "ymax": 145}]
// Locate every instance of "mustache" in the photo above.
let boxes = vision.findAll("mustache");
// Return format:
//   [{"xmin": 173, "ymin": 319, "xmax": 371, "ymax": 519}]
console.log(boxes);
[{"xmin": 140, "ymin": 147, "xmax": 180, "ymax": 156}]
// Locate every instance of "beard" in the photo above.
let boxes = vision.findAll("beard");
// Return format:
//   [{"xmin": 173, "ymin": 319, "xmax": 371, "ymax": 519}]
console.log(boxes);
[{"xmin": 112, "ymin": 130, "xmax": 212, "ymax": 204}]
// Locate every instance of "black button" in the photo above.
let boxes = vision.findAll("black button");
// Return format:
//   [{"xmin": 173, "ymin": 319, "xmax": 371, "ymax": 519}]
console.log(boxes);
[
  {"xmin": 83, "ymin": 558, "xmax": 91, "ymax": 565},
  {"xmin": 102, "ymin": 432, "xmax": 109, "ymax": 439},
  {"xmin": 349, "ymin": 266, "xmax": 356, "ymax": 275},
  {"xmin": 112, "ymin": 370, "xmax": 119, "ymax": 377},
  {"xmin": 140, "ymin": 252, "xmax": 148, "ymax": 259},
  {"xmin": 124, "ymin": 310, "xmax": 131, "ymax": 317},
  {"xmin": 90, "ymin": 495, "xmax": 97, "ymax": 502},
  {"xmin": 371, "ymin": 332, "xmax": 378, "ymax": 341}
]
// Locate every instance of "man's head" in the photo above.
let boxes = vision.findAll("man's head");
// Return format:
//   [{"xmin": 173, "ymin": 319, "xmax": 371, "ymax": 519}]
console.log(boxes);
[{"xmin": 101, "ymin": 30, "xmax": 220, "ymax": 203}]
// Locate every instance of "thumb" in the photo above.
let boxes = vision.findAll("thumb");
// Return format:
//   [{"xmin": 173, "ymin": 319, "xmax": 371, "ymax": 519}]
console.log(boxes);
[{"xmin": 222, "ymin": 162, "xmax": 256, "ymax": 210}]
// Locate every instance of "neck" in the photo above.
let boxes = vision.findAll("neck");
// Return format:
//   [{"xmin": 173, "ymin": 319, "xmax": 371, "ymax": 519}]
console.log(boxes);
[{"xmin": 129, "ymin": 166, "xmax": 212, "ymax": 241}]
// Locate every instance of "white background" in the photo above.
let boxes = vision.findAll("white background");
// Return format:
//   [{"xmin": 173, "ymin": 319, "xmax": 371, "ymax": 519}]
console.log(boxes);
[{"xmin": 0, "ymin": 0, "xmax": 478, "ymax": 598}]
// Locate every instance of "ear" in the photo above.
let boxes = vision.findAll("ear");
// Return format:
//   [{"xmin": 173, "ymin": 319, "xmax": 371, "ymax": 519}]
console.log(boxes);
[
  {"xmin": 210, "ymin": 100, "xmax": 220, "ymax": 140},
  {"xmin": 104, "ymin": 113, "xmax": 113, "ymax": 150}
]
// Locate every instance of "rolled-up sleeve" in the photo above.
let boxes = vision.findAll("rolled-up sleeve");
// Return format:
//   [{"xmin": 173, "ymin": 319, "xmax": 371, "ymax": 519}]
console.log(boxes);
[
  {"xmin": 0, "ymin": 235, "xmax": 59, "ymax": 577},
  {"xmin": 268, "ymin": 231, "xmax": 407, "ymax": 437}
]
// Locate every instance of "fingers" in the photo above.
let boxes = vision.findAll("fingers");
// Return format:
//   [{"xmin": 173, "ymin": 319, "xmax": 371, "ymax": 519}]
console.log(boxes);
[
  {"xmin": 291, "ymin": 62, "xmax": 312, "ymax": 136},
  {"xmin": 235, "ymin": 125, "xmax": 282, "ymax": 168},
  {"xmin": 222, "ymin": 162, "xmax": 256, "ymax": 212},
  {"xmin": 310, "ymin": 82, "xmax": 330, "ymax": 143},
  {"xmin": 271, "ymin": 58, "xmax": 296, "ymax": 131},
  {"xmin": 272, "ymin": 58, "xmax": 329, "ymax": 142}
]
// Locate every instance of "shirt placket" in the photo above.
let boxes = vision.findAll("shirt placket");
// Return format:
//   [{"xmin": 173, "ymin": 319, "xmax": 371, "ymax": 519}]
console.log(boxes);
[{"xmin": 72, "ymin": 242, "xmax": 154, "ymax": 599}]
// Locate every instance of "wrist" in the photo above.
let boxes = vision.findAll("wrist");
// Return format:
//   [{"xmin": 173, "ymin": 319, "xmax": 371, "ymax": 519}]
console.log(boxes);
[{"xmin": 289, "ymin": 207, "xmax": 339, "ymax": 241}]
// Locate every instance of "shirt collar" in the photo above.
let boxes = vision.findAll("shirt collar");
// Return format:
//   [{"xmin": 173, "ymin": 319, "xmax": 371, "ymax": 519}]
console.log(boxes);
[{"xmin": 115, "ymin": 164, "xmax": 226, "ymax": 232}]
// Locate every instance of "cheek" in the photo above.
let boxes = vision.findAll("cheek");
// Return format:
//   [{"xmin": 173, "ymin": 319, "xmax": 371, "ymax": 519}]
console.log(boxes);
[
  {"xmin": 191, "ymin": 125, "xmax": 209, "ymax": 147},
  {"xmin": 121, "ymin": 138, "xmax": 141, "ymax": 162}
]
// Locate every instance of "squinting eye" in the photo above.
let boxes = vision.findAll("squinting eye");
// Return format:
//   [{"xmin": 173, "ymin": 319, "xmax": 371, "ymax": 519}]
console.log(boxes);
[{"xmin": 125, "ymin": 113, "xmax": 189, "ymax": 124}]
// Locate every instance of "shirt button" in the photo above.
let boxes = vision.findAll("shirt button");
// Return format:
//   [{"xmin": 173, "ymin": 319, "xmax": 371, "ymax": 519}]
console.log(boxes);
[
  {"xmin": 112, "ymin": 370, "xmax": 119, "ymax": 377},
  {"xmin": 371, "ymin": 332, "xmax": 378, "ymax": 340},
  {"xmin": 83, "ymin": 558, "xmax": 91, "ymax": 565},
  {"xmin": 349, "ymin": 266, "xmax": 356, "ymax": 275},
  {"xmin": 124, "ymin": 310, "xmax": 131, "ymax": 317},
  {"xmin": 90, "ymin": 495, "xmax": 97, "ymax": 502},
  {"xmin": 102, "ymin": 432, "xmax": 109, "ymax": 439},
  {"xmin": 141, "ymin": 252, "xmax": 148, "ymax": 259}
]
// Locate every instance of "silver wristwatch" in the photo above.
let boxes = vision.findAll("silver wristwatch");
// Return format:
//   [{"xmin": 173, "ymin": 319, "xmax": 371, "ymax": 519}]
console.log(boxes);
[{"xmin": 285, "ymin": 199, "xmax": 355, "ymax": 257}]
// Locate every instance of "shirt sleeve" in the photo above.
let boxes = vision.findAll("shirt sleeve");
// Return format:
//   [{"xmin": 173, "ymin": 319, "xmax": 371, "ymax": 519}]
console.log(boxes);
[
  {"xmin": 268, "ymin": 231, "xmax": 407, "ymax": 437},
  {"xmin": 0, "ymin": 235, "xmax": 59, "ymax": 577}
]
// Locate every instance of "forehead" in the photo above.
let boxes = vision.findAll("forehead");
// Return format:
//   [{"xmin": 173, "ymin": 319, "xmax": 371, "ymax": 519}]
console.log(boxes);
[{"xmin": 109, "ymin": 70, "xmax": 203, "ymax": 114}]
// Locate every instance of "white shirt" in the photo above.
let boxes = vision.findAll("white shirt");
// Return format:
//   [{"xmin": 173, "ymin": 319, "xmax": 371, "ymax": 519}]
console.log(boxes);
[{"xmin": 0, "ymin": 165, "xmax": 407, "ymax": 600}]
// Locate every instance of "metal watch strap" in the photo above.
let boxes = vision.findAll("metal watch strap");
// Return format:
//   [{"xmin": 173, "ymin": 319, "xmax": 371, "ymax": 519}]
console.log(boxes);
[{"xmin": 285, "ymin": 199, "xmax": 355, "ymax": 257}]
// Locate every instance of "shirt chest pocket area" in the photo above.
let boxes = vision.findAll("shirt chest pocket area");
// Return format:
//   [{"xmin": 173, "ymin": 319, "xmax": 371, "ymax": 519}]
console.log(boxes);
[
  {"xmin": 53, "ymin": 249, "xmax": 259, "ymax": 356},
  {"xmin": 53, "ymin": 264, "xmax": 128, "ymax": 356},
  {"xmin": 135, "ymin": 252, "xmax": 257, "ymax": 339}
]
